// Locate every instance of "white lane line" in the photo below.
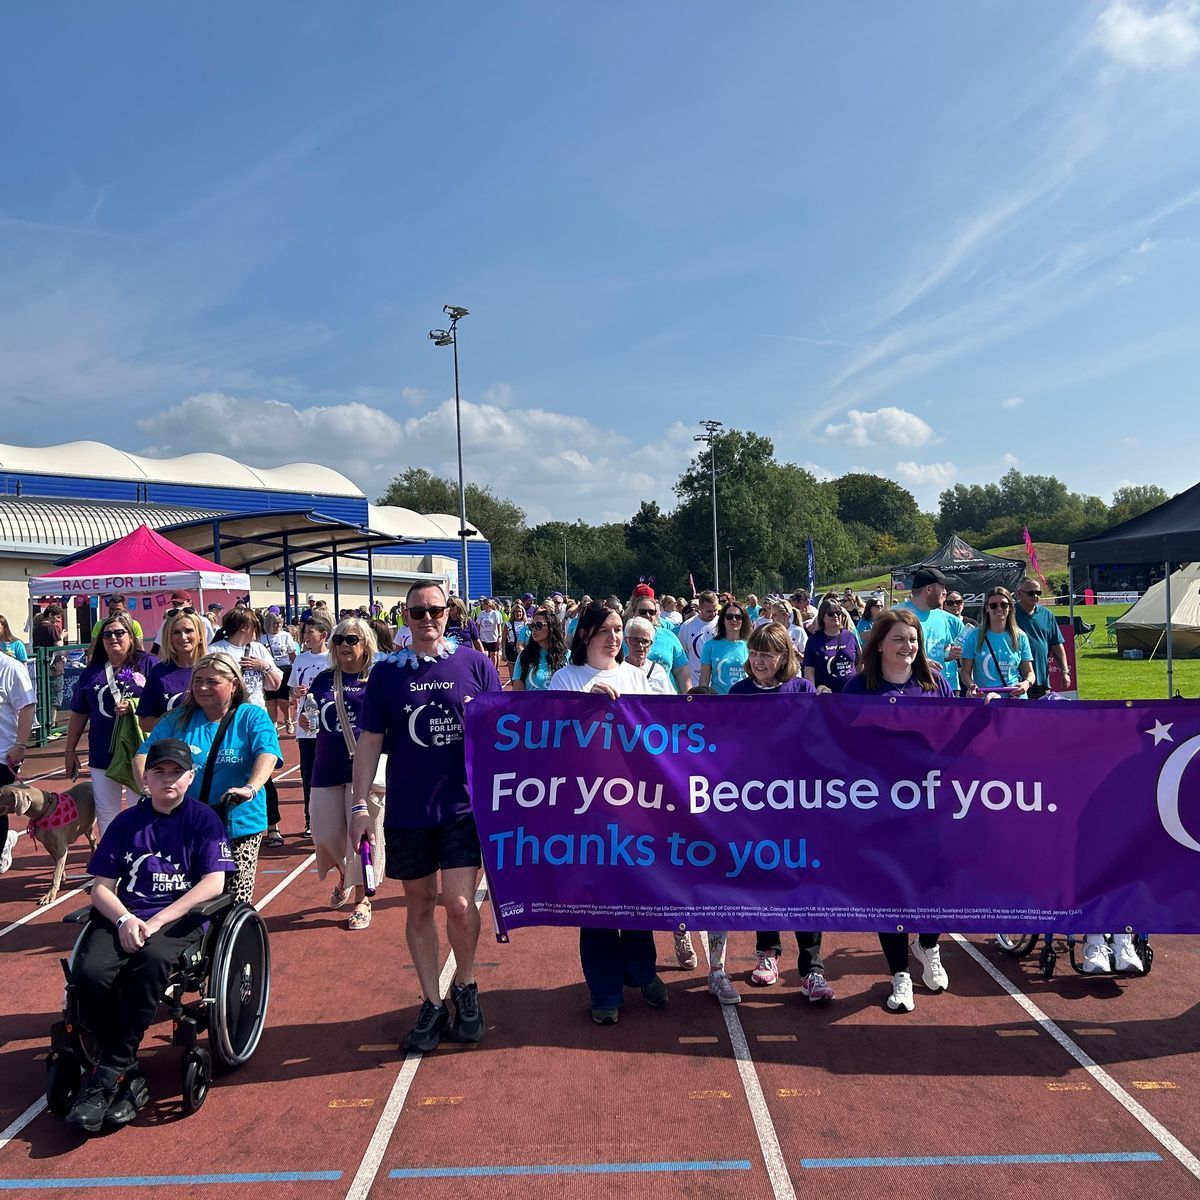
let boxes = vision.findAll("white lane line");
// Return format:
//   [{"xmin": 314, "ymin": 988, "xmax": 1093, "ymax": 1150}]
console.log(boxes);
[
  {"xmin": 0, "ymin": 1098, "xmax": 47, "ymax": 1155},
  {"xmin": 345, "ymin": 886, "xmax": 488, "ymax": 1200},
  {"xmin": 255, "ymin": 854, "xmax": 316, "ymax": 912},
  {"xmin": 699, "ymin": 931, "xmax": 796, "ymax": 1200},
  {"xmin": 953, "ymin": 935, "xmax": 1200, "ymax": 1182},
  {"xmin": 0, "ymin": 887, "xmax": 88, "ymax": 940}
]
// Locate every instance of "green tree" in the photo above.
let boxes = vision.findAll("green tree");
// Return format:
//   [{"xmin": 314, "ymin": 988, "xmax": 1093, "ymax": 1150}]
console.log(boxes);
[
  {"xmin": 1110, "ymin": 484, "xmax": 1169, "ymax": 526},
  {"xmin": 834, "ymin": 473, "xmax": 921, "ymax": 542}
]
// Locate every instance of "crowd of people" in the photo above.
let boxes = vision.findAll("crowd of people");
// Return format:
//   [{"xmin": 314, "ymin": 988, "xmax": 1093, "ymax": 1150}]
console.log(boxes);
[{"xmin": 0, "ymin": 568, "xmax": 1128, "ymax": 1132}]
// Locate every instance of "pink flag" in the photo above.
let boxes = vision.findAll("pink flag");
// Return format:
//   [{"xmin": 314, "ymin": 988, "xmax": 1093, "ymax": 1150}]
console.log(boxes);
[
  {"xmin": 689, "ymin": 572, "xmax": 697, "ymax": 598},
  {"xmin": 1022, "ymin": 526, "xmax": 1047, "ymax": 588}
]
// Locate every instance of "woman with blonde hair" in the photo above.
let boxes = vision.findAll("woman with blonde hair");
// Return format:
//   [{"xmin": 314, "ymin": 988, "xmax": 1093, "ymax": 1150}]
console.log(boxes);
[
  {"xmin": 960, "ymin": 587, "xmax": 1034, "ymax": 699},
  {"xmin": 306, "ymin": 618, "xmax": 384, "ymax": 930},
  {"xmin": 134, "ymin": 651, "xmax": 281, "ymax": 902},
  {"xmin": 140, "ymin": 609, "xmax": 208, "ymax": 733}
]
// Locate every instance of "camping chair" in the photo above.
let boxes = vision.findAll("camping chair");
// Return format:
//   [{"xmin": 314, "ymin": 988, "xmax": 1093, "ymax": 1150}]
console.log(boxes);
[{"xmin": 1069, "ymin": 615, "xmax": 1095, "ymax": 648}]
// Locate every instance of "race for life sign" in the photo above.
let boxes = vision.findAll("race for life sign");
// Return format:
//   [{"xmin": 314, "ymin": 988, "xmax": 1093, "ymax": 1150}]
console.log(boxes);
[{"xmin": 464, "ymin": 692, "xmax": 1200, "ymax": 938}]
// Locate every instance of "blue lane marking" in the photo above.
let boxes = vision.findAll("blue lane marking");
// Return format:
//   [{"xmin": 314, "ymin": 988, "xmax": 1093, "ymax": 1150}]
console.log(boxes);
[
  {"xmin": 389, "ymin": 1161, "xmax": 752, "ymax": 1178},
  {"xmin": 800, "ymin": 1153, "xmax": 1162, "ymax": 1169},
  {"xmin": 259, "ymin": 869, "xmax": 286, "ymax": 874},
  {"xmin": 0, "ymin": 1172, "xmax": 342, "ymax": 1189}
]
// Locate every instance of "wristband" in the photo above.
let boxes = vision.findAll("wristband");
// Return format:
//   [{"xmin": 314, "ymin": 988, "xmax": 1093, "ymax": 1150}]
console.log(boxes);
[
  {"xmin": 116, "ymin": 913, "xmax": 134, "ymax": 929},
  {"xmin": 349, "ymin": 803, "xmax": 370, "ymax": 815}
]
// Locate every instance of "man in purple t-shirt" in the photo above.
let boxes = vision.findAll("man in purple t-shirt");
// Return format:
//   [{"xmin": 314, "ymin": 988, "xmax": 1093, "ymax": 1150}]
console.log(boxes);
[
  {"xmin": 351, "ymin": 581, "xmax": 501, "ymax": 1054},
  {"xmin": 64, "ymin": 739, "xmax": 234, "ymax": 1134}
]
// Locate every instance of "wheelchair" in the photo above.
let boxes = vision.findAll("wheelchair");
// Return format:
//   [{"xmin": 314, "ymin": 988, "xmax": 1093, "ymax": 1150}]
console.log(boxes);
[
  {"xmin": 995, "ymin": 931, "xmax": 1153, "ymax": 979},
  {"xmin": 46, "ymin": 891, "xmax": 270, "ymax": 1118}
]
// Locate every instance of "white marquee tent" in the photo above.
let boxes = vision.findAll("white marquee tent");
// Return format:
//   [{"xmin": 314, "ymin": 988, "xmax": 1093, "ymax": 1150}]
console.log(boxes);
[{"xmin": 1114, "ymin": 563, "xmax": 1200, "ymax": 659}]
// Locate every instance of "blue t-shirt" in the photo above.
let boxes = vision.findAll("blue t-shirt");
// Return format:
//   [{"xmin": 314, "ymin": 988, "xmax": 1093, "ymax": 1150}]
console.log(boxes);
[
  {"xmin": 1014, "ymin": 604, "xmax": 1063, "ymax": 687},
  {"xmin": 728, "ymin": 675, "xmax": 816, "ymax": 695},
  {"xmin": 139, "ymin": 661, "xmax": 195, "ymax": 721},
  {"xmin": 802, "ymin": 630, "xmax": 860, "ymax": 693},
  {"xmin": 963, "ymin": 627, "xmax": 1033, "ymax": 694},
  {"xmin": 88, "ymin": 795, "xmax": 235, "ymax": 920},
  {"xmin": 745, "ymin": 605, "xmax": 761, "ymax": 622},
  {"xmin": 647, "ymin": 625, "xmax": 687, "ymax": 691},
  {"xmin": 842, "ymin": 672, "xmax": 955, "ymax": 699},
  {"xmin": 512, "ymin": 647, "xmax": 555, "ymax": 691},
  {"xmin": 855, "ymin": 618, "xmax": 875, "ymax": 637},
  {"xmin": 1, "ymin": 640, "xmax": 28, "ymax": 663},
  {"xmin": 700, "ymin": 638, "xmax": 750, "ymax": 695},
  {"xmin": 310, "ymin": 668, "xmax": 369, "ymax": 786},
  {"xmin": 896, "ymin": 602, "xmax": 964, "ymax": 691},
  {"xmin": 70, "ymin": 652, "xmax": 158, "ymax": 769},
  {"xmin": 138, "ymin": 705, "xmax": 282, "ymax": 838},
  {"xmin": 360, "ymin": 646, "xmax": 502, "ymax": 828}
]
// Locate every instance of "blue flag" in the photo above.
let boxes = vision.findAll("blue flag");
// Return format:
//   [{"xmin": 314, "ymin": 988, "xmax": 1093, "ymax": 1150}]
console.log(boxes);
[{"xmin": 806, "ymin": 536, "xmax": 815, "ymax": 596}]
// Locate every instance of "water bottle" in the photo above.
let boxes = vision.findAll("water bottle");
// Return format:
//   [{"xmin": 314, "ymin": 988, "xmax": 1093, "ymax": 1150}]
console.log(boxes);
[
  {"xmin": 359, "ymin": 837, "xmax": 377, "ymax": 897},
  {"xmin": 301, "ymin": 693, "xmax": 319, "ymax": 733}
]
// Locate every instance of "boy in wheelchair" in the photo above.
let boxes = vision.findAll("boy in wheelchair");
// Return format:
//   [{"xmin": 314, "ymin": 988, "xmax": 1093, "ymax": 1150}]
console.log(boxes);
[{"xmin": 65, "ymin": 738, "xmax": 235, "ymax": 1133}]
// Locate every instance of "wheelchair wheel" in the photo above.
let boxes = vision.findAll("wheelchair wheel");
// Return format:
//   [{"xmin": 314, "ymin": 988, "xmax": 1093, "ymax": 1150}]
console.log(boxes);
[
  {"xmin": 996, "ymin": 933, "xmax": 1036, "ymax": 957},
  {"xmin": 181, "ymin": 1048, "xmax": 212, "ymax": 1114},
  {"xmin": 208, "ymin": 904, "xmax": 270, "ymax": 1071},
  {"xmin": 1141, "ymin": 942, "xmax": 1154, "ymax": 976},
  {"xmin": 45, "ymin": 1051, "xmax": 82, "ymax": 1117},
  {"xmin": 1039, "ymin": 945, "xmax": 1058, "ymax": 978}
]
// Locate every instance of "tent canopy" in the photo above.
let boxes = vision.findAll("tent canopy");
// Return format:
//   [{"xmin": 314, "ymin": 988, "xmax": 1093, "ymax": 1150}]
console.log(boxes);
[
  {"xmin": 1070, "ymin": 481, "xmax": 1200, "ymax": 566},
  {"xmin": 899, "ymin": 535, "xmax": 1026, "ymax": 602},
  {"xmin": 29, "ymin": 524, "xmax": 250, "ymax": 596},
  {"xmin": 1114, "ymin": 562, "xmax": 1200, "ymax": 658}
]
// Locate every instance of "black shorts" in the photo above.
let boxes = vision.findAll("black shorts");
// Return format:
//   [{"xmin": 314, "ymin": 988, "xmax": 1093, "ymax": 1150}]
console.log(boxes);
[
  {"xmin": 265, "ymin": 663, "xmax": 292, "ymax": 701},
  {"xmin": 481, "ymin": 640, "xmax": 499, "ymax": 653},
  {"xmin": 385, "ymin": 815, "xmax": 482, "ymax": 880}
]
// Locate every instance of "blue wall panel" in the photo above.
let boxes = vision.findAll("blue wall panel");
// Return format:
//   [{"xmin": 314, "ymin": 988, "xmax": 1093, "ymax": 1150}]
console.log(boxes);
[{"xmin": 375, "ymin": 538, "xmax": 493, "ymax": 600}]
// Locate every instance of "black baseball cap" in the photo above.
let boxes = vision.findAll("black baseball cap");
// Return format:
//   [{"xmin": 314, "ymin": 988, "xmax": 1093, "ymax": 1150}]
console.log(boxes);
[
  {"xmin": 911, "ymin": 567, "xmax": 952, "ymax": 589},
  {"xmin": 145, "ymin": 739, "xmax": 194, "ymax": 772}
]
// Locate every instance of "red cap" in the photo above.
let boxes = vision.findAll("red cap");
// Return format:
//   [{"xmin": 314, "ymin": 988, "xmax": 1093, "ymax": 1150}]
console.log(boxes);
[{"xmin": 632, "ymin": 583, "xmax": 655, "ymax": 599}]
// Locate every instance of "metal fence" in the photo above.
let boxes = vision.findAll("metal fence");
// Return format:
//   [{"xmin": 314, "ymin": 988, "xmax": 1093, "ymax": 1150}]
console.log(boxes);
[{"xmin": 31, "ymin": 643, "xmax": 88, "ymax": 747}]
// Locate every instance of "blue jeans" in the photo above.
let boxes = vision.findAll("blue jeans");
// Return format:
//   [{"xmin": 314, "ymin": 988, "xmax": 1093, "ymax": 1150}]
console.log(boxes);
[{"xmin": 579, "ymin": 928, "xmax": 658, "ymax": 1009}]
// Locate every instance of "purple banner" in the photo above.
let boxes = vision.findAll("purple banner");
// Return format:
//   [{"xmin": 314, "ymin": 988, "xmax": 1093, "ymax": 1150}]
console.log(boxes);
[{"xmin": 464, "ymin": 693, "xmax": 1200, "ymax": 937}]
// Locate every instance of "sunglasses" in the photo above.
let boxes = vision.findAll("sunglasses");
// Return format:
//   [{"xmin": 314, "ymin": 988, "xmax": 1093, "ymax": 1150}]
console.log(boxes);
[
  {"xmin": 101, "ymin": 629, "xmax": 128, "ymax": 640},
  {"xmin": 945, "ymin": 598, "xmax": 964, "ymax": 605},
  {"xmin": 167, "ymin": 606, "xmax": 197, "ymax": 616},
  {"xmin": 407, "ymin": 605, "xmax": 447, "ymax": 620},
  {"xmin": 529, "ymin": 621, "xmax": 547, "ymax": 631},
  {"xmin": 1022, "ymin": 590, "xmax": 1042, "ymax": 597},
  {"xmin": 725, "ymin": 613, "xmax": 744, "ymax": 621},
  {"xmin": 987, "ymin": 602, "xmax": 1010, "ymax": 611},
  {"xmin": 636, "ymin": 608, "xmax": 656, "ymax": 617},
  {"xmin": 332, "ymin": 634, "xmax": 362, "ymax": 646}
]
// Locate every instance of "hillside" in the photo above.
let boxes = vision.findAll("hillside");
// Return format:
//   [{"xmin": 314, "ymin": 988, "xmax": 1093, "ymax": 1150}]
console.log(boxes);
[{"xmin": 833, "ymin": 542, "xmax": 1068, "ymax": 594}]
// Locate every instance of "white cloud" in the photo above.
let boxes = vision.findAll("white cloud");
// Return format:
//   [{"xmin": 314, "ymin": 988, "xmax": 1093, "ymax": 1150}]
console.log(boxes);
[
  {"xmin": 1096, "ymin": 0, "xmax": 1200, "ymax": 68},
  {"xmin": 799, "ymin": 461, "xmax": 835, "ymax": 482},
  {"xmin": 1000, "ymin": 396, "xmax": 1025, "ymax": 409},
  {"xmin": 895, "ymin": 461, "xmax": 957, "ymax": 488},
  {"xmin": 1131, "ymin": 237, "xmax": 1158, "ymax": 254},
  {"xmin": 1001, "ymin": 453, "xmax": 1020, "ymax": 467},
  {"xmin": 400, "ymin": 386, "xmax": 427, "ymax": 406},
  {"xmin": 823, "ymin": 407, "xmax": 934, "ymax": 449}
]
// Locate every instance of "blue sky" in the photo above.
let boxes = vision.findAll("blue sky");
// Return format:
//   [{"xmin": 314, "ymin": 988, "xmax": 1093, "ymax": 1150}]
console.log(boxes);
[{"xmin": 2, "ymin": 2, "xmax": 1199, "ymax": 524}]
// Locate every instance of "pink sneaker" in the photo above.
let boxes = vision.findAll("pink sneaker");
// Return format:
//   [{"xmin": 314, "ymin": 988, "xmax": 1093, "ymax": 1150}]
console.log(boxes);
[
  {"xmin": 798, "ymin": 971, "xmax": 834, "ymax": 1003},
  {"xmin": 750, "ymin": 952, "xmax": 779, "ymax": 986}
]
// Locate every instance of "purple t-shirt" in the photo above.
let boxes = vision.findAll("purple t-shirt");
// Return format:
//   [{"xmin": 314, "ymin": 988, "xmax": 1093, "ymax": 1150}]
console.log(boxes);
[
  {"xmin": 842, "ymin": 672, "xmax": 955, "ymax": 699},
  {"xmin": 139, "ymin": 661, "xmax": 194, "ymax": 720},
  {"xmin": 802, "ymin": 631, "xmax": 860, "ymax": 693},
  {"xmin": 310, "ymin": 668, "xmax": 369, "ymax": 787},
  {"xmin": 88, "ymin": 795, "xmax": 235, "ymax": 920},
  {"xmin": 70, "ymin": 651, "xmax": 157, "ymax": 769},
  {"xmin": 444, "ymin": 618, "xmax": 481, "ymax": 650},
  {"xmin": 728, "ymin": 675, "xmax": 817, "ymax": 696},
  {"xmin": 360, "ymin": 647, "xmax": 502, "ymax": 828}
]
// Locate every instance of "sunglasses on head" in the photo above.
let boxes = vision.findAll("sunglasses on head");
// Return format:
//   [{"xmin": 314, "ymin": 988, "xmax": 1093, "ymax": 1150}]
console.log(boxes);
[
  {"xmin": 407, "ymin": 605, "xmax": 447, "ymax": 620},
  {"xmin": 332, "ymin": 634, "xmax": 361, "ymax": 646},
  {"xmin": 167, "ymin": 606, "xmax": 197, "ymax": 617}
]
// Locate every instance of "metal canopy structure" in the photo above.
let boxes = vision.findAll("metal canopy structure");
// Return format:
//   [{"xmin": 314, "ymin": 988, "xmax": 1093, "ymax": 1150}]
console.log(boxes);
[{"xmin": 52, "ymin": 508, "xmax": 418, "ymax": 619}]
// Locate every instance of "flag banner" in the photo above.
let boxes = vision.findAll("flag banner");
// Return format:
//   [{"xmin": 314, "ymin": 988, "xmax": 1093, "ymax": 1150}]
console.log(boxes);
[
  {"xmin": 806, "ymin": 536, "xmax": 816, "ymax": 597},
  {"xmin": 1023, "ymin": 526, "xmax": 1047, "ymax": 589},
  {"xmin": 465, "ymin": 692, "xmax": 1200, "ymax": 937}
]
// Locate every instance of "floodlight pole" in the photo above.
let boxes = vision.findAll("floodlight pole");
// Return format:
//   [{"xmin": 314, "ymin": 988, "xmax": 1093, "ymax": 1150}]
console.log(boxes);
[
  {"xmin": 430, "ymin": 306, "xmax": 471, "ymax": 600},
  {"xmin": 695, "ymin": 420, "xmax": 723, "ymax": 592}
]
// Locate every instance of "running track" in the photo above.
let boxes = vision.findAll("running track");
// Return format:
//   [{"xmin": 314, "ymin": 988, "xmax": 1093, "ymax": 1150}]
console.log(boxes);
[{"xmin": 2, "ymin": 740, "xmax": 1199, "ymax": 1199}]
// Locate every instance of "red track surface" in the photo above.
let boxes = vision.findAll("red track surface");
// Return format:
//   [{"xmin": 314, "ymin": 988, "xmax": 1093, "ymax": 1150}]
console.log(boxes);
[{"xmin": 3, "ymin": 739, "xmax": 1199, "ymax": 1199}]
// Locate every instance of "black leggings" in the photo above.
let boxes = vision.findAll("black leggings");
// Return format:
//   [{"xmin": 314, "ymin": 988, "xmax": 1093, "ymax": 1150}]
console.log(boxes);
[
  {"xmin": 298, "ymin": 739, "xmax": 316, "ymax": 826},
  {"xmin": 756, "ymin": 931, "xmax": 824, "ymax": 975},
  {"xmin": 878, "ymin": 932, "xmax": 940, "ymax": 975},
  {"xmin": 0, "ymin": 762, "xmax": 13, "ymax": 845},
  {"xmin": 265, "ymin": 777, "xmax": 280, "ymax": 827}
]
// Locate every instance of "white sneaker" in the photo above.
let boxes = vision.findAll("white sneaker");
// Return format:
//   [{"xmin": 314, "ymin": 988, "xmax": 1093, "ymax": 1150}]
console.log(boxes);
[
  {"xmin": 1082, "ymin": 940, "xmax": 1113, "ymax": 974},
  {"xmin": 911, "ymin": 940, "xmax": 949, "ymax": 992},
  {"xmin": 886, "ymin": 971, "xmax": 914, "ymax": 1013},
  {"xmin": 1113, "ymin": 934, "xmax": 1145, "ymax": 974},
  {"xmin": 707, "ymin": 970, "xmax": 741, "ymax": 1005},
  {"xmin": 673, "ymin": 931, "xmax": 698, "ymax": 970},
  {"xmin": 0, "ymin": 828, "xmax": 18, "ymax": 874}
]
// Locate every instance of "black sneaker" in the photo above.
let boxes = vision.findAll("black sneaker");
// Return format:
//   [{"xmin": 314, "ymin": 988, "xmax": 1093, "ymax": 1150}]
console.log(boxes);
[
  {"xmin": 104, "ymin": 1067, "xmax": 150, "ymax": 1127},
  {"xmin": 641, "ymin": 975, "xmax": 668, "ymax": 1008},
  {"xmin": 403, "ymin": 1000, "xmax": 448, "ymax": 1053},
  {"xmin": 65, "ymin": 1065, "xmax": 122, "ymax": 1134},
  {"xmin": 590, "ymin": 1007, "xmax": 619, "ymax": 1025},
  {"xmin": 450, "ymin": 981, "xmax": 485, "ymax": 1044}
]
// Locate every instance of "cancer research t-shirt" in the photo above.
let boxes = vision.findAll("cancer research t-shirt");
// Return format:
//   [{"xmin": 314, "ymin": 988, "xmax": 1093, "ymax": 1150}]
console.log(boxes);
[
  {"xmin": 679, "ymin": 616, "xmax": 718, "ymax": 685},
  {"xmin": 895, "ymin": 602, "xmax": 964, "ymax": 691},
  {"xmin": 88, "ymin": 795, "xmax": 235, "ymax": 921},
  {"xmin": 139, "ymin": 661, "xmax": 194, "ymax": 721},
  {"xmin": 842, "ymin": 672, "xmax": 955, "ymax": 699},
  {"xmin": 70, "ymin": 652, "xmax": 157, "ymax": 770},
  {"xmin": 802, "ymin": 631, "xmax": 859, "ymax": 693},
  {"xmin": 647, "ymin": 625, "xmax": 687, "ymax": 691},
  {"xmin": 512, "ymin": 647, "xmax": 555, "ymax": 691},
  {"xmin": 962, "ymin": 628, "xmax": 1033, "ymax": 694},
  {"xmin": 728, "ymin": 675, "xmax": 816, "ymax": 696},
  {"xmin": 310, "ymin": 668, "xmax": 369, "ymax": 786},
  {"xmin": 137, "ymin": 705, "xmax": 282, "ymax": 839},
  {"xmin": 360, "ymin": 646, "xmax": 502, "ymax": 829},
  {"xmin": 700, "ymin": 638, "xmax": 750, "ymax": 695}
]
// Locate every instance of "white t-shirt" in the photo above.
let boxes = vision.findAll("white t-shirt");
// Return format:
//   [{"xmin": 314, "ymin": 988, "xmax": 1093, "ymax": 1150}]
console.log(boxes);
[
  {"xmin": 0, "ymin": 655, "xmax": 35, "ymax": 754},
  {"xmin": 477, "ymin": 610, "xmax": 503, "ymax": 642},
  {"xmin": 661, "ymin": 610, "xmax": 683, "ymax": 627},
  {"xmin": 630, "ymin": 659, "xmax": 673, "ymax": 695},
  {"xmin": 549, "ymin": 661, "xmax": 654, "ymax": 695},
  {"xmin": 290, "ymin": 649, "xmax": 329, "ymax": 739},
  {"xmin": 261, "ymin": 631, "xmax": 298, "ymax": 667},
  {"xmin": 678, "ymin": 616, "xmax": 718, "ymax": 685},
  {"xmin": 209, "ymin": 639, "xmax": 277, "ymax": 709}
]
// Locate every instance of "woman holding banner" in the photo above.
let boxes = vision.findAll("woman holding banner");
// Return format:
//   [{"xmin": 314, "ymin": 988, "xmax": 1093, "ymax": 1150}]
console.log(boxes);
[
  {"xmin": 959, "ymin": 587, "xmax": 1034, "ymax": 699},
  {"xmin": 843, "ymin": 609, "xmax": 954, "ymax": 1013},
  {"xmin": 549, "ymin": 602, "xmax": 666, "ymax": 1026}
]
